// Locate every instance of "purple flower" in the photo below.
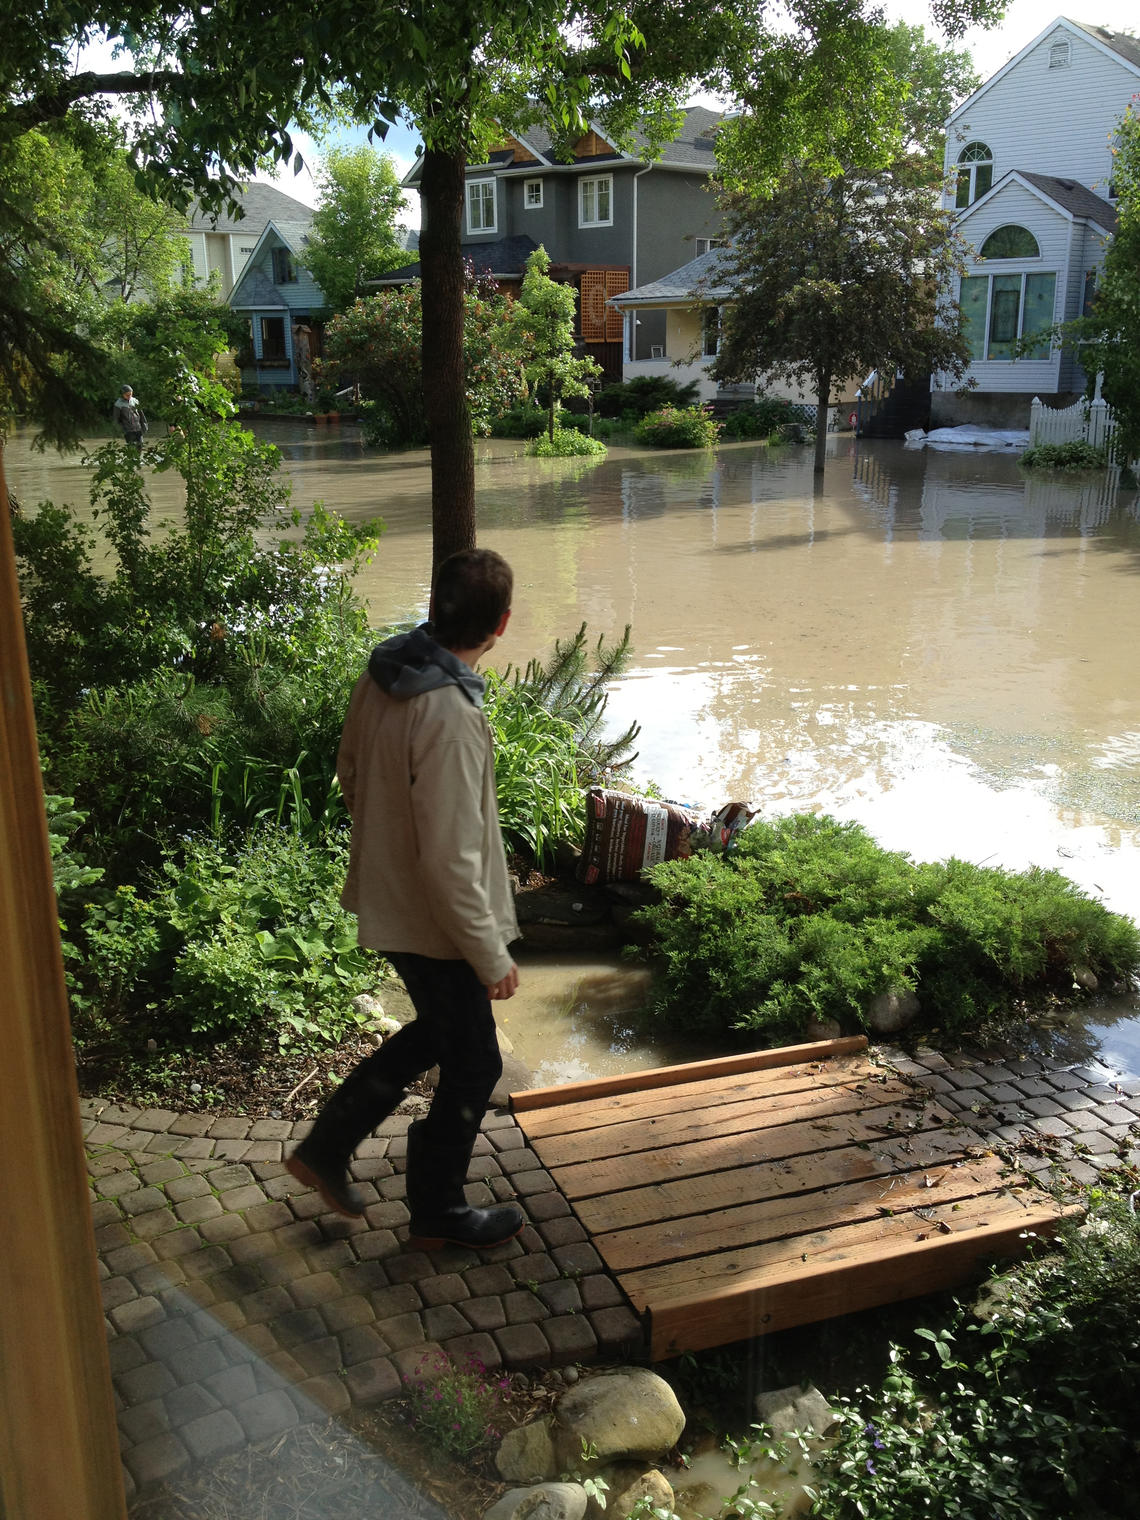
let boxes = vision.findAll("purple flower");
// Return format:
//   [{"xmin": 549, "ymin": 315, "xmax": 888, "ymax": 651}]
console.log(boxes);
[{"xmin": 866, "ymin": 1459, "xmax": 877, "ymax": 1476}]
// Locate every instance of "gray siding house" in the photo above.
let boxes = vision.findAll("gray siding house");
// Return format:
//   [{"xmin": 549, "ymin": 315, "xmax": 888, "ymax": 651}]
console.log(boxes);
[
  {"xmin": 227, "ymin": 219, "xmax": 325, "ymax": 393},
  {"xmin": 181, "ymin": 182, "xmax": 318, "ymax": 300},
  {"xmin": 390, "ymin": 108, "xmax": 726, "ymax": 382}
]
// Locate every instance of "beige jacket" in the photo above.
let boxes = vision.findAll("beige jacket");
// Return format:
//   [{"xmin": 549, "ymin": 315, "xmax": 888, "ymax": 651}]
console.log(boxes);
[{"xmin": 337, "ymin": 670, "xmax": 520, "ymax": 986}]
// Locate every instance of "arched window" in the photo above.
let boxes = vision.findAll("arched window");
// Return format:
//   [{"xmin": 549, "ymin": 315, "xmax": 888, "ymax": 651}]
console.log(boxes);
[
  {"xmin": 979, "ymin": 225, "xmax": 1040, "ymax": 260},
  {"xmin": 955, "ymin": 142, "xmax": 993, "ymax": 208}
]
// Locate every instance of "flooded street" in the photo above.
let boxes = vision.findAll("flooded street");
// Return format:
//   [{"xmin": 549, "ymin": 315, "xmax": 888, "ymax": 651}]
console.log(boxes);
[{"xmin": 9, "ymin": 422, "xmax": 1140, "ymax": 1078}]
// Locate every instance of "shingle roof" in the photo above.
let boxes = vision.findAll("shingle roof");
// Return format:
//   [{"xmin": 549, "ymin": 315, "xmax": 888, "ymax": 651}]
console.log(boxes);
[
  {"xmin": 515, "ymin": 104, "xmax": 723, "ymax": 166},
  {"xmin": 1067, "ymin": 20, "xmax": 1140, "ymax": 72},
  {"xmin": 185, "ymin": 182, "xmax": 314, "ymax": 234},
  {"xmin": 1018, "ymin": 172, "xmax": 1118, "ymax": 231},
  {"xmin": 228, "ymin": 269, "xmax": 288, "ymax": 309},
  {"xmin": 609, "ymin": 246, "xmax": 735, "ymax": 307},
  {"xmin": 374, "ymin": 234, "xmax": 539, "ymax": 284}
]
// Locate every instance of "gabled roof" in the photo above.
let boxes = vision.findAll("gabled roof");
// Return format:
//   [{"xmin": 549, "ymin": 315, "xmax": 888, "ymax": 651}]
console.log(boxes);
[
  {"xmin": 185, "ymin": 181, "xmax": 314, "ymax": 234},
  {"xmin": 401, "ymin": 105, "xmax": 725, "ymax": 186},
  {"xmin": 372, "ymin": 234, "xmax": 540, "ymax": 285},
  {"xmin": 228, "ymin": 219, "xmax": 312, "ymax": 308},
  {"xmin": 608, "ymin": 246, "xmax": 735, "ymax": 308},
  {"xmin": 947, "ymin": 16, "xmax": 1140, "ymax": 125},
  {"xmin": 956, "ymin": 169, "xmax": 1117, "ymax": 236}
]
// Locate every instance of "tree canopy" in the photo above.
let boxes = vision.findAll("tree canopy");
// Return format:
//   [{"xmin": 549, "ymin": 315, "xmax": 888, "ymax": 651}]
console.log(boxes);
[{"xmin": 305, "ymin": 146, "xmax": 408, "ymax": 313}]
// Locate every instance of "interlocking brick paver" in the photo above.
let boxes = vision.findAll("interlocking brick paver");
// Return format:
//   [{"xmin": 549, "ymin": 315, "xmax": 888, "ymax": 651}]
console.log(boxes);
[
  {"xmin": 503, "ymin": 1289, "xmax": 549, "ymax": 1325},
  {"xmin": 497, "ymin": 1146, "xmax": 542, "ymax": 1176},
  {"xmin": 164, "ymin": 1383, "xmax": 221, "ymax": 1427},
  {"xmin": 138, "ymin": 1317, "xmax": 200, "ymax": 1360},
  {"xmin": 591, "ymin": 1306, "xmax": 645, "ymax": 1355},
  {"xmin": 292, "ymin": 1336, "xmax": 344, "ymax": 1376},
  {"xmin": 100, "ymin": 1170, "xmax": 143, "ymax": 1198},
  {"xmin": 235, "ymin": 1390, "xmax": 300, "ymax": 1441},
  {"xmin": 353, "ymin": 1227, "xmax": 400, "ymax": 1261},
  {"xmin": 423, "ymin": 1303, "xmax": 470, "ymax": 1341},
  {"xmin": 461, "ymin": 1296, "xmax": 507, "ymax": 1332},
  {"xmin": 338, "ymin": 1324, "xmax": 388, "ymax": 1366},
  {"xmin": 544, "ymin": 1314, "xmax": 598, "ymax": 1364},
  {"xmin": 102, "ymin": 1276, "xmax": 138, "ymax": 1312},
  {"xmin": 118, "ymin": 1398, "xmax": 170, "ymax": 1445},
  {"xmin": 580, "ymin": 1274, "xmax": 624, "ymax": 1311},
  {"xmin": 124, "ymin": 1432, "xmax": 190, "ymax": 1487},
  {"xmin": 295, "ymin": 1373, "xmax": 351, "ymax": 1414},
  {"xmin": 1089, "ymin": 1103, "xmax": 1135, "ymax": 1127},
  {"xmin": 441, "ymin": 1331, "xmax": 502, "ymax": 1370},
  {"xmin": 322, "ymin": 1295, "xmax": 374, "ymax": 1332},
  {"xmin": 116, "ymin": 1361, "xmax": 178, "ymax": 1406},
  {"xmin": 243, "ymin": 1200, "xmax": 294, "ymax": 1233},
  {"xmin": 420, "ymin": 1272, "xmax": 469, "ymax": 1307},
  {"xmin": 182, "ymin": 1408, "xmax": 246, "ymax": 1460},
  {"xmin": 290, "ymin": 1271, "xmax": 343, "ymax": 1309},
  {"xmin": 199, "ymin": 1213, "xmax": 251, "ymax": 1245},
  {"xmin": 552, "ymin": 1242, "xmax": 604, "ymax": 1276},
  {"xmin": 181, "ymin": 1245, "xmax": 233, "ymax": 1280},
  {"xmin": 110, "ymin": 1295, "xmax": 166, "ymax": 1336},
  {"xmin": 345, "ymin": 1355, "xmax": 402, "ymax": 1403},
  {"xmin": 370, "ymin": 1282, "xmax": 423, "ymax": 1318},
  {"xmin": 172, "ymin": 1137, "xmax": 216, "ymax": 1160},
  {"xmin": 132, "ymin": 1208, "xmax": 181, "ymax": 1243},
  {"xmin": 96, "ymin": 1223, "xmax": 132, "ymax": 1253},
  {"xmin": 510, "ymin": 1253, "xmax": 561, "ymax": 1286},
  {"xmin": 536, "ymin": 1216, "xmax": 586, "ymax": 1249},
  {"xmin": 376, "ymin": 1311, "xmax": 425, "ymax": 1350},
  {"xmin": 537, "ymin": 1279, "xmax": 582, "ymax": 1315},
  {"xmin": 203, "ymin": 1362, "xmax": 258, "ymax": 1407},
  {"xmin": 494, "ymin": 1322, "xmax": 551, "ymax": 1368}
]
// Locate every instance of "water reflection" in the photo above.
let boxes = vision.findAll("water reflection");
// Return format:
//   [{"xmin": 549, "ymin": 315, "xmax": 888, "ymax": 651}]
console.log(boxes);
[{"xmin": 7, "ymin": 425, "xmax": 1140, "ymax": 1075}]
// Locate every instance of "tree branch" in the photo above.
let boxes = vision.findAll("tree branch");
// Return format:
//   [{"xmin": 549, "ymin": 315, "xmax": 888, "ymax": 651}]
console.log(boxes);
[{"xmin": 3, "ymin": 69, "xmax": 188, "ymax": 132}]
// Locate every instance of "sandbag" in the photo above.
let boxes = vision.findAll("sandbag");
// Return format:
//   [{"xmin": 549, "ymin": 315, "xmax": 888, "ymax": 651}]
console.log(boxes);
[{"xmin": 578, "ymin": 788, "xmax": 699, "ymax": 885}]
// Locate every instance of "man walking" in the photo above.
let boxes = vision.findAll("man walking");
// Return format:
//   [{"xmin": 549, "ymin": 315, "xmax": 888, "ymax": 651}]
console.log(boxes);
[
  {"xmin": 286, "ymin": 548, "xmax": 525, "ymax": 1250},
  {"xmin": 112, "ymin": 384, "xmax": 147, "ymax": 448}
]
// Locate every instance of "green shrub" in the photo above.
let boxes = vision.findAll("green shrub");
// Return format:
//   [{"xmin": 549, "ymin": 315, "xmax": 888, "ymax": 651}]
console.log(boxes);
[
  {"xmin": 1019, "ymin": 440, "xmax": 1107, "ymax": 471},
  {"xmin": 595, "ymin": 375, "xmax": 701, "ymax": 419},
  {"xmin": 635, "ymin": 405, "xmax": 721, "ymax": 448},
  {"xmin": 66, "ymin": 826, "xmax": 382, "ymax": 1056},
  {"xmin": 489, "ymin": 403, "xmax": 548, "ymax": 438},
  {"xmin": 812, "ymin": 1198, "xmax": 1140, "ymax": 1519},
  {"xmin": 591, "ymin": 415, "xmax": 637, "ymax": 441},
  {"xmin": 529, "ymin": 427, "xmax": 607, "ymax": 457},
  {"xmin": 632, "ymin": 813, "xmax": 1140, "ymax": 1042},
  {"xmin": 722, "ymin": 397, "xmax": 806, "ymax": 439}
]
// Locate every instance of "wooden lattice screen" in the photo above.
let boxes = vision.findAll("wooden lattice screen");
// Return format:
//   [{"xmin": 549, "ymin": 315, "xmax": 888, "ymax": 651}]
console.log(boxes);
[{"xmin": 580, "ymin": 269, "xmax": 629, "ymax": 342}]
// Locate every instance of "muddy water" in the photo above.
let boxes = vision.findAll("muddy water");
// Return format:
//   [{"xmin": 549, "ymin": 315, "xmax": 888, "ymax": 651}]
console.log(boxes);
[{"xmin": 8, "ymin": 423, "xmax": 1140, "ymax": 1079}]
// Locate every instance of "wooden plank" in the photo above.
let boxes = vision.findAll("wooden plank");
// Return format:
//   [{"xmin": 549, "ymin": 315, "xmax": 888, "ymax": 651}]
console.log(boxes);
[
  {"xmin": 545, "ymin": 1098, "xmax": 956, "ymax": 1200},
  {"xmin": 510, "ymin": 1036, "xmax": 868, "ymax": 1111},
  {"xmin": 573, "ymin": 1123, "xmax": 992, "ymax": 1234},
  {"xmin": 592, "ymin": 1155, "xmax": 1015, "ymax": 1273},
  {"xmin": 525, "ymin": 1077, "xmax": 935, "ymax": 1171},
  {"xmin": 0, "ymin": 458, "xmax": 128, "ymax": 1519},
  {"xmin": 647, "ymin": 1207, "xmax": 1078, "ymax": 1358},
  {"xmin": 516, "ymin": 1057, "xmax": 884, "ymax": 1141},
  {"xmin": 626, "ymin": 1187, "xmax": 1037, "ymax": 1309}
]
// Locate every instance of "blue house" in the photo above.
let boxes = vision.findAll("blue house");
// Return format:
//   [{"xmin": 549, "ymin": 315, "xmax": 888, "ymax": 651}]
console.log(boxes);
[{"xmin": 228, "ymin": 219, "xmax": 325, "ymax": 394}]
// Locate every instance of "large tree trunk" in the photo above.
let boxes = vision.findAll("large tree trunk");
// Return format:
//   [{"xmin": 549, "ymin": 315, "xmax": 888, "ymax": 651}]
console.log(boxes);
[
  {"xmin": 419, "ymin": 146, "xmax": 476, "ymax": 579},
  {"xmin": 813, "ymin": 370, "xmax": 831, "ymax": 474}
]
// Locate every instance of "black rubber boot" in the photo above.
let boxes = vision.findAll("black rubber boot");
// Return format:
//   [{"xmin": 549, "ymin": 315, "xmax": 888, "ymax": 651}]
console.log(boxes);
[
  {"xmin": 404, "ymin": 1118, "xmax": 524, "ymax": 1250},
  {"xmin": 285, "ymin": 1065, "xmax": 403, "ymax": 1219}
]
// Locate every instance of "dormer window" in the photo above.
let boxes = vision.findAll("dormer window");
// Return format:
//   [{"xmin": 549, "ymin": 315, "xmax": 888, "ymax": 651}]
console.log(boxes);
[
  {"xmin": 955, "ymin": 142, "xmax": 993, "ymax": 208},
  {"xmin": 979, "ymin": 225, "xmax": 1040, "ymax": 260},
  {"xmin": 1049, "ymin": 40, "xmax": 1071, "ymax": 68}
]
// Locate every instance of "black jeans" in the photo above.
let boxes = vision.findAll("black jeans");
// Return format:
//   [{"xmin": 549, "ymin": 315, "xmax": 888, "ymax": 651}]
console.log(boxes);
[{"xmin": 379, "ymin": 952, "xmax": 503, "ymax": 1164}]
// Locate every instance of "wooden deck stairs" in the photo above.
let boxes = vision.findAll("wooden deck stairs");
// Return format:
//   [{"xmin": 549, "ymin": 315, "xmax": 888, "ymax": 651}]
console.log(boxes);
[{"xmin": 511, "ymin": 1037, "xmax": 1074, "ymax": 1360}]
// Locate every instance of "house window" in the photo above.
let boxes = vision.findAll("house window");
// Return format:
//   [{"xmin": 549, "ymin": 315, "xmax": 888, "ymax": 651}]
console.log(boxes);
[
  {"xmin": 466, "ymin": 179, "xmax": 496, "ymax": 234},
  {"xmin": 695, "ymin": 238, "xmax": 726, "ymax": 256},
  {"xmin": 1083, "ymin": 269, "xmax": 1098, "ymax": 317},
  {"xmin": 579, "ymin": 175, "xmax": 613, "ymax": 228},
  {"xmin": 960, "ymin": 272, "xmax": 1056, "ymax": 361},
  {"xmin": 259, "ymin": 316, "xmax": 287, "ymax": 361},
  {"xmin": 702, "ymin": 307, "xmax": 720, "ymax": 359},
  {"xmin": 955, "ymin": 142, "xmax": 993, "ymax": 208},
  {"xmin": 524, "ymin": 179, "xmax": 543, "ymax": 209},
  {"xmin": 1049, "ymin": 41, "xmax": 1070, "ymax": 68},
  {"xmin": 979, "ymin": 225, "xmax": 1040, "ymax": 260},
  {"xmin": 271, "ymin": 247, "xmax": 297, "ymax": 284}
]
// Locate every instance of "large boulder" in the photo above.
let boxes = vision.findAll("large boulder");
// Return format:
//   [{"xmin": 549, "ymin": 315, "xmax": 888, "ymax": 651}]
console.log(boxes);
[
  {"xmin": 497, "ymin": 1419, "xmax": 559, "ymax": 1483},
  {"xmin": 484, "ymin": 1483, "xmax": 588, "ymax": 1520},
  {"xmin": 866, "ymin": 988, "xmax": 919, "ymax": 1034},
  {"xmin": 600, "ymin": 1464, "xmax": 676, "ymax": 1520},
  {"xmin": 554, "ymin": 1369, "xmax": 685, "ymax": 1465}
]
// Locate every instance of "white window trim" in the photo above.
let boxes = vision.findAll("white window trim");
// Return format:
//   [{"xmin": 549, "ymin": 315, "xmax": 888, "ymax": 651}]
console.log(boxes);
[
  {"xmin": 695, "ymin": 238, "xmax": 726, "ymax": 256},
  {"xmin": 961, "ymin": 270, "xmax": 1057, "ymax": 363},
  {"xmin": 578, "ymin": 174, "xmax": 614, "ymax": 229},
  {"xmin": 466, "ymin": 178, "xmax": 497, "ymax": 235},
  {"xmin": 524, "ymin": 178, "xmax": 543, "ymax": 209}
]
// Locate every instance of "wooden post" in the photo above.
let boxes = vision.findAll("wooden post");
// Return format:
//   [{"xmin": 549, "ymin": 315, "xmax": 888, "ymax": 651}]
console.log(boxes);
[{"xmin": 0, "ymin": 449, "xmax": 127, "ymax": 1518}]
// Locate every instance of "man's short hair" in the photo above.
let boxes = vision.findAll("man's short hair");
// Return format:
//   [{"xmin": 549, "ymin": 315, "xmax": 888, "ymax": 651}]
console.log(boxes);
[{"xmin": 431, "ymin": 549, "xmax": 513, "ymax": 650}]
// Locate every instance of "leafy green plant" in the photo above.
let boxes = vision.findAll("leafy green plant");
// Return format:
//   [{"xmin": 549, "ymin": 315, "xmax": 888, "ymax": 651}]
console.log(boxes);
[
  {"xmin": 1019, "ymin": 440, "xmax": 1107, "ymax": 472},
  {"xmin": 635, "ymin": 405, "xmax": 721, "ymax": 449},
  {"xmin": 809, "ymin": 1200, "xmax": 1140, "ymax": 1518},
  {"xmin": 632, "ymin": 813, "xmax": 1140, "ymax": 1041},
  {"xmin": 490, "ymin": 402, "xmax": 549, "ymax": 438},
  {"xmin": 401, "ymin": 1351, "xmax": 511, "ymax": 1461},
  {"xmin": 530, "ymin": 427, "xmax": 607, "ymax": 457}
]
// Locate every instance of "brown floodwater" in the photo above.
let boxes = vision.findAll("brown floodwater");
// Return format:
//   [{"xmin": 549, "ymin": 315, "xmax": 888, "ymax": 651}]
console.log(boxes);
[{"xmin": 8, "ymin": 421, "xmax": 1140, "ymax": 1080}]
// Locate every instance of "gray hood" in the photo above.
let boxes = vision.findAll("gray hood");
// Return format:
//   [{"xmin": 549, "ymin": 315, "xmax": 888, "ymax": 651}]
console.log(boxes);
[{"xmin": 367, "ymin": 624, "xmax": 485, "ymax": 707}]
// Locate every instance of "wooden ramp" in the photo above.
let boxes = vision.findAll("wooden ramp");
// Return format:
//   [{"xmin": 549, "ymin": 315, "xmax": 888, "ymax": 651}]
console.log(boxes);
[{"xmin": 511, "ymin": 1037, "xmax": 1074, "ymax": 1360}]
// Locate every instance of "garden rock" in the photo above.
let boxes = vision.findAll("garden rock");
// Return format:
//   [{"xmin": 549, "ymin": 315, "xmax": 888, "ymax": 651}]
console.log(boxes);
[
  {"xmin": 554, "ymin": 1369, "xmax": 685, "ymax": 1464},
  {"xmin": 805, "ymin": 1016, "xmax": 843, "ymax": 1042},
  {"xmin": 351, "ymin": 993, "xmax": 386, "ymax": 1022},
  {"xmin": 484, "ymin": 1482, "xmax": 588, "ymax": 1520},
  {"xmin": 514, "ymin": 884, "xmax": 611, "ymax": 927},
  {"xmin": 866, "ymin": 988, "xmax": 920, "ymax": 1034},
  {"xmin": 754, "ymin": 1384, "xmax": 839, "ymax": 1440},
  {"xmin": 492, "ymin": 1053, "xmax": 533, "ymax": 1105},
  {"xmin": 597, "ymin": 1463, "xmax": 675, "ymax": 1520},
  {"xmin": 497, "ymin": 1418, "xmax": 559, "ymax": 1483}
]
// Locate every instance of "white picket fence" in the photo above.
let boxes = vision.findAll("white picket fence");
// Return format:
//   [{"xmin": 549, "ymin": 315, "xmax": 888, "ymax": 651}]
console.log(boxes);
[{"xmin": 1029, "ymin": 383, "xmax": 1118, "ymax": 456}]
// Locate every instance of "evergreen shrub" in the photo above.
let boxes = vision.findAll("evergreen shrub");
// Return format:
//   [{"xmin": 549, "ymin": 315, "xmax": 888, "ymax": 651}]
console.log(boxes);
[
  {"xmin": 529, "ymin": 427, "xmax": 607, "ymax": 457},
  {"xmin": 633, "ymin": 813, "xmax": 1140, "ymax": 1041},
  {"xmin": 595, "ymin": 375, "xmax": 701, "ymax": 419}
]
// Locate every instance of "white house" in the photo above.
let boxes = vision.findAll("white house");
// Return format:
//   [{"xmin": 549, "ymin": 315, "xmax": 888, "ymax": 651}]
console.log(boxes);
[{"xmin": 933, "ymin": 18, "xmax": 1139, "ymax": 427}]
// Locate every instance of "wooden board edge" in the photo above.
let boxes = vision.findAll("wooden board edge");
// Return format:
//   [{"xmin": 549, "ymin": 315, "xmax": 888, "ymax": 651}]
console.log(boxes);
[
  {"xmin": 509, "ymin": 1036, "xmax": 869, "ymax": 1112},
  {"xmin": 646, "ymin": 1204, "xmax": 1080, "ymax": 1359}
]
